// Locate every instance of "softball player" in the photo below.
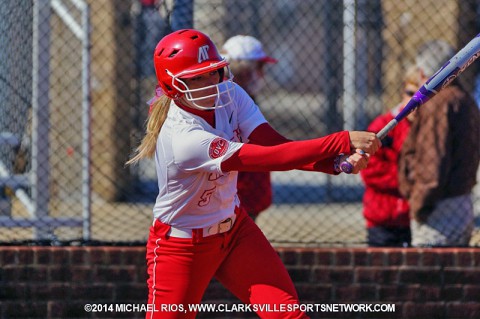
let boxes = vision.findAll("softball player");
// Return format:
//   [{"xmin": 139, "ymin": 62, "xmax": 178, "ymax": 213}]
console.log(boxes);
[{"xmin": 127, "ymin": 29, "xmax": 380, "ymax": 319}]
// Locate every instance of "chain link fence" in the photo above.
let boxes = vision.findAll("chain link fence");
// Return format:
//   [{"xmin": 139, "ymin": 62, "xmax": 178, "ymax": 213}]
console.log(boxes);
[{"xmin": 1, "ymin": 0, "xmax": 479, "ymax": 246}]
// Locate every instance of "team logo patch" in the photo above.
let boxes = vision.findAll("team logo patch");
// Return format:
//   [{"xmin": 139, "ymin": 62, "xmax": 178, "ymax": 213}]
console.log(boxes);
[{"xmin": 209, "ymin": 138, "xmax": 228, "ymax": 159}]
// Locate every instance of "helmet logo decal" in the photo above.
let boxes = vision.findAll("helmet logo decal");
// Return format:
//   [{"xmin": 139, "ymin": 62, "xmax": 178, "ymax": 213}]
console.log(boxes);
[{"xmin": 198, "ymin": 45, "xmax": 210, "ymax": 63}]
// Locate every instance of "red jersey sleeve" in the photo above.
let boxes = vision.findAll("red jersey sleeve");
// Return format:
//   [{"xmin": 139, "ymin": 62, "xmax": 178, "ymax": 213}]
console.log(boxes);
[
  {"xmin": 221, "ymin": 123, "xmax": 351, "ymax": 172},
  {"xmin": 246, "ymin": 123, "xmax": 349, "ymax": 173}
]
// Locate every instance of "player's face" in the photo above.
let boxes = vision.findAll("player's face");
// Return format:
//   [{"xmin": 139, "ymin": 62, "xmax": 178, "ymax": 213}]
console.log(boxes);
[{"xmin": 181, "ymin": 71, "xmax": 221, "ymax": 109}]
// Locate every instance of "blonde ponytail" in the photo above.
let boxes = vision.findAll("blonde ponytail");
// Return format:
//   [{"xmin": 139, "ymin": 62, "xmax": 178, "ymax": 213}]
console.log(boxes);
[{"xmin": 126, "ymin": 95, "xmax": 171, "ymax": 165}]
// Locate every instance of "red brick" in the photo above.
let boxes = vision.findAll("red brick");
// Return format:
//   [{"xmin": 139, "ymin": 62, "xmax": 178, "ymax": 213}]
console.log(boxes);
[
  {"xmin": 420, "ymin": 250, "xmax": 438, "ymax": 266},
  {"xmin": 335, "ymin": 284, "xmax": 377, "ymax": 301},
  {"xmin": 313, "ymin": 266, "xmax": 353, "ymax": 284},
  {"xmin": 464, "ymin": 285, "xmax": 480, "ymax": 301},
  {"xmin": 71, "ymin": 265, "xmax": 94, "ymax": 282},
  {"xmin": 34, "ymin": 248, "xmax": 51, "ymax": 264},
  {"xmin": 402, "ymin": 301, "xmax": 445, "ymax": 318},
  {"xmin": 378, "ymin": 284, "xmax": 421, "ymax": 301},
  {"xmin": 47, "ymin": 301, "xmax": 93, "ymax": 318},
  {"xmin": 51, "ymin": 248, "xmax": 69, "ymax": 264},
  {"xmin": 70, "ymin": 248, "xmax": 90, "ymax": 264},
  {"xmin": 299, "ymin": 250, "xmax": 315, "ymax": 265},
  {"xmin": 122, "ymin": 248, "xmax": 146, "ymax": 265},
  {"xmin": 445, "ymin": 302, "xmax": 480, "ymax": 319},
  {"xmin": 352, "ymin": 249, "xmax": 369, "ymax": 265},
  {"xmin": 3, "ymin": 301, "xmax": 48, "ymax": 317},
  {"xmin": 106, "ymin": 247, "xmax": 124, "ymax": 264},
  {"xmin": 22, "ymin": 265, "xmax": 48, "ymax": 282},
  {"xmin": 419, "ymin": 285, "xmax": 442, "ymax": 301},
  {"xmin": 355, "ymin": 266, "xmax": 376, "ymax": 283},
  {"xmin": 287, "ymin": 266, "xmax": 311, "ymax": 283},
  {"xmin": 96, "ymin": 265, "xmax": 138, "ymax": 282},
  {"xmin": 444, "ymin": 268, "xmax": 480, "ymax": 284},
  {"xmin": 404, "ymin": 250, "xmax": 420, "ymax": 266},
  {"xmin": 295, "ymin": 284, "xmax": 332, "ymax": 301},
  {"xmin": 355, "ymin": 266, "xmax": 398, "ymax": 284},
  {"xmin": 333, "ymin": 249, "xmax": 352, "ymax": 266},
  {"xmin": 27, "ymin": 284, "xmax": 54, "ymax": 301},
  {"xmin": 315, "ymin": 250, "xmax": 332, "ymax": 265},
  {"xmin": 462, "ymin": 268, "xmax": 480, "ymax": 283},
  {"xmin": 370, "ymin": 250, "xmax": 386, "ymax": 266},
  {"xmin": 48, "ymin": 265, "xmax": 72, "ymax": 282},
  {"xmin": 3, "ymin": 265, "xmax": 22, "ymax": 281},
  {"xmin": 70, "ymin": 284, "xmax": 115, "ymax": 301},
  {"xmin": 87, "ymin": 247, "xmax": 108, "ymax": 265},
  {"xmin": 438, "ymin": 250, "xmax": 456, "ymax": 266},
  {"xmin": 385, "ymin": 250, "xmax": 403, "ymax": 266},
  {"xmin": 279, "ymin": 249, "xmax": 298, "ymax": 265},
  {"xmin": 456, "ymin": 250, "xmax": 473, "ymax": 267},
  {"xmin": 116, "ymin": 283, "xmax": 149, "ymax": 301},
  {"xmin": 49, "ymin": 283, "xmax": 71, "ymax": 300},
  {"xmin": 17, "ymin": 248, "xmax": 34, "ymax": 264},
  {"xmin": 137, "ymin": 264, "xmax": 148, "ymax": 284},
  {"xmin": 443, "ymin": 285, "xmax": 464, "ymax": 301},
  {"xmin": 1, "ymin": 249, "xmax": 18, "ymax": 264},
  {"xmin": 1, "ymin": 283, "xmax": 27, "ymax": 299},
  {"xmin": 473, "ymin": 251, "xmax": 480, "ymax": 266},
  {"xmin": 398, "ymin": 266, "xmax": 442, "ymax": 284}
]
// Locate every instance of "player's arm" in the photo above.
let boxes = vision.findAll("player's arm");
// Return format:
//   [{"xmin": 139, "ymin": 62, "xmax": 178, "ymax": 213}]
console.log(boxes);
[
  {"xmin": 246, "ymin": 122, "xmax": 291, "ymax": 145},
  {"xmin": 221, "ymin": 128, "xmax": 353, "ymax": 172},
  {"xmin": 244, "ymin": 123, "xmax": 375, "ymax": 174},
  {"xmin": 244, "ymin": 123, "xmax": 341, "ymax": 173}
]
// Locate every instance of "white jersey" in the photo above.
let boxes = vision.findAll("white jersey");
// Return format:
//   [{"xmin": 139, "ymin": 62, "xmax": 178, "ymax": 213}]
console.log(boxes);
[{"xmin": 153, "ymin": 84, "xmax": 267, "ymax": 228}]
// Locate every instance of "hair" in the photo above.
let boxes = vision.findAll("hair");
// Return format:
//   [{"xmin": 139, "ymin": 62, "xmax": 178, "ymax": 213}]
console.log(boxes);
[
  {"xmin": 415, "ymin": 40, "xmax": 455, "ymax": 78},
  {"xmin": 403, "ymin": 64, "xmax": 421, "ymax": 87},
  {"xmin": 126, "ymin": 95, "xmax": 171, "ymax": 165}
]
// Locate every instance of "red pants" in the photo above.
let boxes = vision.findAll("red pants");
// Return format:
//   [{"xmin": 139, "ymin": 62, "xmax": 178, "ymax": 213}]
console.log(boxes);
[{"xmin": 146, "ymin": 208, "xmax": 309, "ymax": 319}]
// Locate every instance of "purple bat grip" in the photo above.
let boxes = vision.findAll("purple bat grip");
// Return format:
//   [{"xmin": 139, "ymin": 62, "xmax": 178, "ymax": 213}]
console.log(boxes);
[{"xmin": 340, "ymin": 160, "xmax": 354, "ymax": 174}]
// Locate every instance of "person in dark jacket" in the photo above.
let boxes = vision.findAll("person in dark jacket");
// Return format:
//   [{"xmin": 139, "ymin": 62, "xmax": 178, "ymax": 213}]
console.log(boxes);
[{"xmin": 399, "ymin": 40, "xmax": 480, "ymax": 247}]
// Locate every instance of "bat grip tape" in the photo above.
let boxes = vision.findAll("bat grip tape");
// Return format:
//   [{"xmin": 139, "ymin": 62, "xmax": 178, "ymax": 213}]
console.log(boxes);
[{"xmin": 340, "ymin": 119, "xmax": 398, "ymax": 174}]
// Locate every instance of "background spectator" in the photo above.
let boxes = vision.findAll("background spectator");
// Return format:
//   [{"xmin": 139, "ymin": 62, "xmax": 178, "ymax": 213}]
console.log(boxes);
[
  {"xmin": 360, "ymin": 65, "xmax": 421, "ymax": 247},
  {"xmin": 221, "ymin": 35, "xmax": 278, "ymax": 221},
  {"xmin": 398, "ymin": 40, "xmax": 480, "ymax": 247}
]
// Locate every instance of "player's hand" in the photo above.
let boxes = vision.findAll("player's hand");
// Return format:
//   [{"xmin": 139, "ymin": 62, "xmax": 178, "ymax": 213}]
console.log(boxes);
[
  {"xmin": 338, "ymin": 149, "xmax": 370, "ymax": 174},
  {"xmin": 348, "ymin": 131, "xmax": 381, "ymax": 155}
]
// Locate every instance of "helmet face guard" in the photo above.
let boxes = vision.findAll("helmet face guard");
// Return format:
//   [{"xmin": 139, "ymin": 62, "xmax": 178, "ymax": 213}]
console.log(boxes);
[
  {"xmin": 167, "ymin": 66, "xmax": 235, "ymax": 110},
  {"xmin": 154, "ymin": 29, "xmax": 235, "ymax": 110}
]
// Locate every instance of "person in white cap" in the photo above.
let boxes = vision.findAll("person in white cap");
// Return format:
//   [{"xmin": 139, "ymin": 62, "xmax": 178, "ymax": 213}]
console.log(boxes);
[
  {"xmin": 222, "ymin": 35, "xmax": 278, "ymax": 97},
  {"xmin": 221, "ymin": 35, "xmax": 278, "ymax": 221}
]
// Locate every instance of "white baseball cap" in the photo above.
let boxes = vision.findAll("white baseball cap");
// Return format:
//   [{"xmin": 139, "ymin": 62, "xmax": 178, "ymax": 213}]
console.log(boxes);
[{"xmin": 222, "ymin": 35, "xmax": 278, "ymax": 64}]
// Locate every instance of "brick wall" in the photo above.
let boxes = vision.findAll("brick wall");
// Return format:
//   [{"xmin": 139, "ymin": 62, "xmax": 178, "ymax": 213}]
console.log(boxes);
[{"xmin": 1, "ymin": 247, "xmax": 479, "ymax": 319}]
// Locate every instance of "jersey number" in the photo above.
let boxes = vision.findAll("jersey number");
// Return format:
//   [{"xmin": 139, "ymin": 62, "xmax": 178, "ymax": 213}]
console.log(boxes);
[{"xmin": 198, "ymin": 186, "xmax": 216, "ymax": 207}]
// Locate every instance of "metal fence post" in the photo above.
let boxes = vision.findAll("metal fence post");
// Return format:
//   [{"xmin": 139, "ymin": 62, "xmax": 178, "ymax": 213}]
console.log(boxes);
[{"xmin": 32, "ymin": 0, "xmax": 51, "ymax": 240}]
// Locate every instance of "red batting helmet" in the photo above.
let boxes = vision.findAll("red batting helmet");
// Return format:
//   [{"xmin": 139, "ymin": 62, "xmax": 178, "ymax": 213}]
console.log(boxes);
[{"xmin": 153, "ymin": 29, "xmax": 234, "ymax": 109}]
